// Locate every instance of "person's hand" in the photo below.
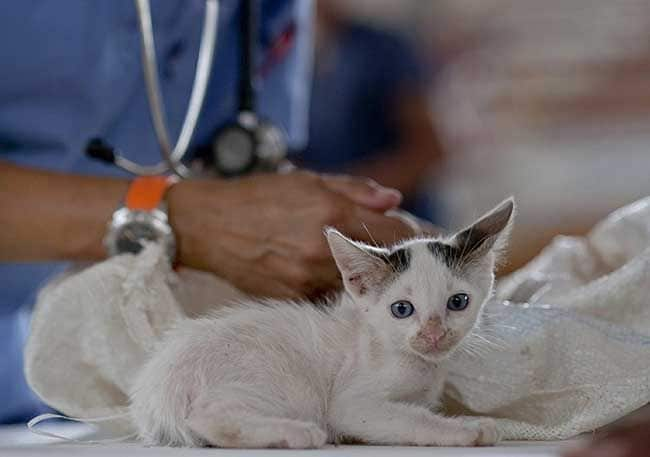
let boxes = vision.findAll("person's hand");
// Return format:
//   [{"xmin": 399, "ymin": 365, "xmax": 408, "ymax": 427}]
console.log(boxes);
[
  {"xmin": 167, "ymin": 171, "xmax": 415, "ymax": 298},
  {"xmin": 563, "ymin": 420, "xmax": 650, "ymax": 457}
]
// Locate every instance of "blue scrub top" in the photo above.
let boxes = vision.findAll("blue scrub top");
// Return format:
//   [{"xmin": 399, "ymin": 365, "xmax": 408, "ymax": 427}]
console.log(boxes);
[{"xmin": 0, "ymin": 0, "xmax": 313, "ymax": 423}]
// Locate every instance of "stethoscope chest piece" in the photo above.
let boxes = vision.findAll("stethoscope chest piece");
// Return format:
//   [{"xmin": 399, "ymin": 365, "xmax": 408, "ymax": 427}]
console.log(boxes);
[
  {"xmin": 212, "ymin": 111, "xmax": 287, "ymax": 177},
  {"xmin": 86, "ymin": 0, "xmax": 289, "ymax": 180}
]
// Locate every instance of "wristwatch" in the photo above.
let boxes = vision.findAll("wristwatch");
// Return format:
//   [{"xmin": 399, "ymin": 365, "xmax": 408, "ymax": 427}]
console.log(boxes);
[{"xmin": 104, "ymin": 176, "xmax": 178, "ymax": 262}]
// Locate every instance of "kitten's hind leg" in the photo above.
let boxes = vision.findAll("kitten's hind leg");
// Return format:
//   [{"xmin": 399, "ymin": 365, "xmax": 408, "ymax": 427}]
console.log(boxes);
[{"xmin": 186, "ymin": 387, "xmax": 327, "ymax": 449}]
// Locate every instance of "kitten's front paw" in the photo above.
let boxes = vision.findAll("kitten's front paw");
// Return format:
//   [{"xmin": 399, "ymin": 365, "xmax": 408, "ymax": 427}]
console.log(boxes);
[
  {"xmin": 468, "ymin": 418, "xmax": 499, "ymax": 446},
  {"xmin": 272, "ymin": 422, "xmax": 327, "ymax": 449}
]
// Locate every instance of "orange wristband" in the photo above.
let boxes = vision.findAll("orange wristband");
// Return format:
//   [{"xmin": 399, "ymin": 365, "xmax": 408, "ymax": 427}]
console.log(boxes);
[{"xmin": 125, "ymin": 176, "xmax": 178, "ymax": 211}]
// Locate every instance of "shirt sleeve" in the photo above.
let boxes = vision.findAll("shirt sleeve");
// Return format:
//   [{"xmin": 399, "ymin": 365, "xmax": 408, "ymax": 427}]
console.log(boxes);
[{"xmin": 257, "ymin": 0, "xmax": 314, "ymax": 151}]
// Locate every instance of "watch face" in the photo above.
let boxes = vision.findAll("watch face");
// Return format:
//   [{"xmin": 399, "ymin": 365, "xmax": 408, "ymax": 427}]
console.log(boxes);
[
  {"xmin": 105, "ymin": 208, "xmax": 176, "ymax": 261},
  {"xmin": 115, "ymin": 221, "xmax": 161, "ymax": 254}
]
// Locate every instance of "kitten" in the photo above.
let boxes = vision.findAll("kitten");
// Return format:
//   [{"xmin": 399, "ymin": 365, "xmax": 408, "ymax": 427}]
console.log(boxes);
[{"xmin": 129, "ymin": 198, "xmax": 515, "ymax": 448}]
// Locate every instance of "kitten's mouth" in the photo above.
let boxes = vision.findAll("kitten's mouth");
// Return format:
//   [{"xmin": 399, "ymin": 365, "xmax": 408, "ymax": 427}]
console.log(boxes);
[
  {"xmin": 410, "ymin": 334, "xmax": 456, "ymax": 359},
  {"xmin": 434, "ymin": 336, "xmax": 457, "ymax": 351},
  {"xmin": 430, "ymin": 341, "xmax": 453, "ymax": 356}
]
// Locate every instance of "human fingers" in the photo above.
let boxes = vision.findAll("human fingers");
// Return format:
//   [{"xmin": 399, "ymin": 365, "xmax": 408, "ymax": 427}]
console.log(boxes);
[
  {"xmin": 385, "ymin": 209, "xmax": 445, "ymax": 237},
  {"xmin": 322, "ymin": 174, "xmax": 402, "ymax": 212},
  {"xmin": 339, "ymin": 207, "xmax": 417, "ymax": 247}
]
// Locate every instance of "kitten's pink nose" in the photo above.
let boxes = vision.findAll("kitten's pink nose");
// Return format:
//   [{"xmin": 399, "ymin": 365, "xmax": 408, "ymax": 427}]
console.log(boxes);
[{"xmin": 421, "ymin": 317, "xmax": 447, "ymax": 346}]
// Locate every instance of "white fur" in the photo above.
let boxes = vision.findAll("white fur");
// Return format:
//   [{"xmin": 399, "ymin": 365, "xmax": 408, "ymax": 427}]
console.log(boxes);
[{"xmin": 129, "ymin": 200, "xmax": 514, "ymax": 448}]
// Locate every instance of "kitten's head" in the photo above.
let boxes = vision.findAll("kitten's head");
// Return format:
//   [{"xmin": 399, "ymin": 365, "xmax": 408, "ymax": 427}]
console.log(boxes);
[{"xmin": 326, "ymin": 198, "xmax": 515, "ymax": 362}]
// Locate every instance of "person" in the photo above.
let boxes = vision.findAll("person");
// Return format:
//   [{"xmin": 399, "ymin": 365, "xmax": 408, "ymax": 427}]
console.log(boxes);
[
  {"xmin": 0, "ymin": 1, "xmax": 416, "ymax": 424},
  {"xmin": 297, "ymin": 0, "xmax": 445, "ymax": 221}
]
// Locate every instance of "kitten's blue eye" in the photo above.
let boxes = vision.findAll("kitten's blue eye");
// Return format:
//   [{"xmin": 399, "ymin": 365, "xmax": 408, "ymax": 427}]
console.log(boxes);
[
  {"xmin": 447, "ymin": 293, "xmax": 470, "ymax": 311},
  {"xmin": 390, "ymin": 300, "xmax": 414, "ymax": 319}
]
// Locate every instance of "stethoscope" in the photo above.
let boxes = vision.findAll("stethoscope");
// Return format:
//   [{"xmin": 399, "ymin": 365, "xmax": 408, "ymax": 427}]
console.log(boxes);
[{"xmin": 86, "ymin": 0, "xmax": 288, "ymax": 178}]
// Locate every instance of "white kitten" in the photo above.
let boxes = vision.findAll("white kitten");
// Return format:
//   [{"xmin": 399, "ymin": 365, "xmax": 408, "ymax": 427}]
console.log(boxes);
[{"xmin": 129, "ymin": 198, "xmax": 515, "ymax": 448}]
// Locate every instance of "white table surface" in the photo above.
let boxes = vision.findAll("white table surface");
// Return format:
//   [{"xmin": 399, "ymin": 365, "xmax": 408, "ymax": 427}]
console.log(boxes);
[{"xmin": 0, "ymin": 424, "xmax": 571, "ymax": 457}]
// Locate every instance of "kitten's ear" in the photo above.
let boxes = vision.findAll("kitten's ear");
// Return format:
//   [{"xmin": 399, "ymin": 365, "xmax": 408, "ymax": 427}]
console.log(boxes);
[
  {"xmin": 326, "ymin": 228, "xmax": 391, "ymax": 299},
  {"xmin": 451, "ymin": 197, "xmax": 515, "ymax": 263}
]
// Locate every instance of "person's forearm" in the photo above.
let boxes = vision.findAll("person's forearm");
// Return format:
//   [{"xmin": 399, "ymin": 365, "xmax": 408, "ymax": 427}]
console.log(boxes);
[{"xmin": 0, "ymin": 161, "xmax": 129, "ymax": 261}]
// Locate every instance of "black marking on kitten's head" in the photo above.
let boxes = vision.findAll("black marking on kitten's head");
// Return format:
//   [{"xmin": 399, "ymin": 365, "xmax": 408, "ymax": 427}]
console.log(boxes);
[
  {"xmin": 386, "ymin": 247, "xmax": 411, "ymax": 273},
  {"xmin": 427, "ymin": 241, "xmax": 461, "ymax": 269},
  {"xmin": 370, "ymin": 246, "xmax": 411, "ymax": 273},
  {"xmin": 427, "ymin": 234, "xmax": 494, "ymax": 271}
]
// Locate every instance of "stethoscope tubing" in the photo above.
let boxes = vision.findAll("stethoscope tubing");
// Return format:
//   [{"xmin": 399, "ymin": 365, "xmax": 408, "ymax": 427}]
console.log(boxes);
[{"xmin": 115, "ymin": 0, "xmax": 219, "ymax": 177}]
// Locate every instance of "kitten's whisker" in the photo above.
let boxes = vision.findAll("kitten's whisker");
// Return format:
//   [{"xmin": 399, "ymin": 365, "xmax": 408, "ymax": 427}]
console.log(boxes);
[
  {"xmin": 470, "ymin": 335, "xmax": 506, "ymax": 351},
  {"xmin": 456, "ymin": 343, "xmax": 485, "ymax": 359},
  {"xmin": 460, "ymin": 331, "xmax": 506, "ymax": 356},
  {"xmin": 361, "ymin": 222, "xmax": 400, "ymax": 274},
  {"xmin": 482, "ymin": 326, "xmax": 517, "ymax": 334},
  {"xmin": 463, "ymin": 338, "xmax": 494, "ymax": 353},
  {"xmin": 361, "ymin": 222, "xmax": 381, "ymax": 250},
  {"xmin": 471, "ymin": 327, "xmax": 507, "ymax": 344}
]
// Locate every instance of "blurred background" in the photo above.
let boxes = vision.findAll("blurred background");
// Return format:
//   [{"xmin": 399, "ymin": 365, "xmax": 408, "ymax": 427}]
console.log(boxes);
[{"xmin": 299, "ymin": 0, "xmax": 650, "ymax": 273}]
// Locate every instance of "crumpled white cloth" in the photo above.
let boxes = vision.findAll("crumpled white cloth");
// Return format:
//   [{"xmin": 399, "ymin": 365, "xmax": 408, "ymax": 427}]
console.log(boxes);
[
  {"xmin": 24, "ymin": 249, "xmax": 244, "ymax": 433},
  {"xmin": 25, "ymin": 197, "xmax": 650, "ymax": 440}
]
